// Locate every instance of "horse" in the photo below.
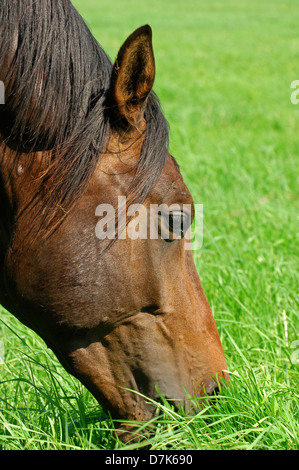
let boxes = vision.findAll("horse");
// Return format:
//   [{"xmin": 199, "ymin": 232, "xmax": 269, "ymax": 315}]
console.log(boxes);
[{"xmin": 0, "ymin": 0, "xmax": 228, "ymax": 439}]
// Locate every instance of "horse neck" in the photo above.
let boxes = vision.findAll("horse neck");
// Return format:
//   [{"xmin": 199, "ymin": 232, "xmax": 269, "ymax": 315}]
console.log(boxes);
[{"xmin": 0, "ymin": 142, "xmax": 50, "ymax": 238}]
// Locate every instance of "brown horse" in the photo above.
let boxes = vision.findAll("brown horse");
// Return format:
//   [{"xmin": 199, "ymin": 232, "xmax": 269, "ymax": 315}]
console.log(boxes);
[{"xmin": 0, "ymin": 0, "xmax": 228, "ymax": 438}]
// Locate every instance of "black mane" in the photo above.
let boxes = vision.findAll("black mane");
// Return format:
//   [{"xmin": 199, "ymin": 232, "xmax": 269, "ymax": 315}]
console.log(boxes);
[{"xmin": 0, "ymin": 0, "xmax": 169, "ymax": 234}]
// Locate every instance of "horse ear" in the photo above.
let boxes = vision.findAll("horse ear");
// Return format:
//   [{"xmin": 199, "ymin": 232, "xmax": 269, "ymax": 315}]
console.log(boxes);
[{"xmin": 109, "ymin": 25, "xmax": 155, "ymax": 129}]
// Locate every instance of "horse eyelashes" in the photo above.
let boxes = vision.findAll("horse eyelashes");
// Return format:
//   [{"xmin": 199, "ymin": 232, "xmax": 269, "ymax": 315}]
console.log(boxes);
[{"xmin": 159, "ymin": 210, "xmax": 191, "ymax": 241}]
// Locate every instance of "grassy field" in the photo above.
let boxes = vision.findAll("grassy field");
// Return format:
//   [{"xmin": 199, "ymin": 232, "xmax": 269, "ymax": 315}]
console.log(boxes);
[{"xmin": 0, "ymin": 0, "xmax": 298, "ymax": 450}]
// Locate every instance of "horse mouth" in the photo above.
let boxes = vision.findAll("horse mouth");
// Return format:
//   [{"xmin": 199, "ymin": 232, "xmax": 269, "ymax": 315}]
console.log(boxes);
[
  {"xmin": 115, "ymin": 386, "xmax": 224, "ymax": 443},
  {"xmin": 153, "ymin": 384, "xmax": 222, "ymax": 414},
  {"xmin": 131, "ymin": 376, "xmax": 225, "ymax": 420}
]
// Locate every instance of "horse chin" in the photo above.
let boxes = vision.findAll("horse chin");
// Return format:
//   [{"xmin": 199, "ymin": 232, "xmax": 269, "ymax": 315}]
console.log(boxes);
[
  {"xmin": 113, "ymin": 384, "xmax": 225, "ymax": 444},
  {"xmin": 111, "ymin": 371, "xmax": 227, "ymax": 443}
]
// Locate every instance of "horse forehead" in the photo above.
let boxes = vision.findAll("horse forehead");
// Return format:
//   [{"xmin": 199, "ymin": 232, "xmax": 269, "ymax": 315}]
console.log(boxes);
[
  {"xmin": 152, "ymin": 154, "xmax": 193, "ymax": 204},
  {"xmin": 163, "ymin": 154, "xmax": 182, "ymax": 182}
]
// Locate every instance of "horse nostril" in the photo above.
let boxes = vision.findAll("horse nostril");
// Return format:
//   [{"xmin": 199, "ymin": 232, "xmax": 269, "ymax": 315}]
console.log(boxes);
[
  {"xmin": 205, "ymin": 381, "xmax": 221, "ymax": 397},
  {"xmin": 211, "ymin": 386, "xmax": 220, "ymax": 396}
]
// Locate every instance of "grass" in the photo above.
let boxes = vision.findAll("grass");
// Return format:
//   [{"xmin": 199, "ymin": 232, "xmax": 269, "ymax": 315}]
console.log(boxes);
[{"xmin": 0, "ymin": 0, "xmax": 298, "ymax": 450}]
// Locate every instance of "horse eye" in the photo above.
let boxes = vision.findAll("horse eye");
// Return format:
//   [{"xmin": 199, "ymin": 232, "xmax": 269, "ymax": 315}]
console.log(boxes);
[
  {"xmin": 168, "ymin": 213, "xmax": 184, "ymax": 233},
  {"xmin": 160, "ymin": 210, "xmax": 191, "ymax": 241}
]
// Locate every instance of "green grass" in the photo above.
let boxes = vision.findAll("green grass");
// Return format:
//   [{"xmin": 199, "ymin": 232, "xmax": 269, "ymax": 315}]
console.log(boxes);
[{"xmin": 0, "ymin": 0, "xmax": 298, "ymax": 450}]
